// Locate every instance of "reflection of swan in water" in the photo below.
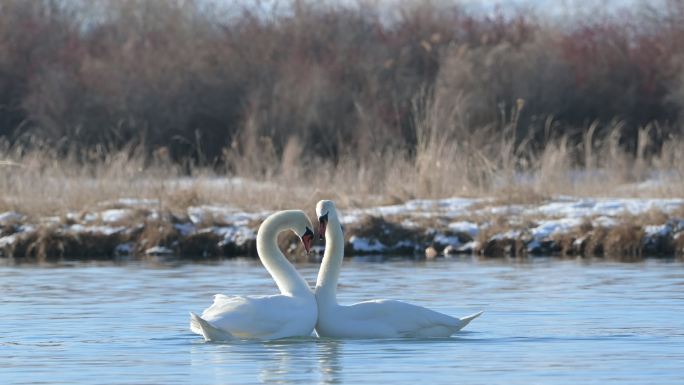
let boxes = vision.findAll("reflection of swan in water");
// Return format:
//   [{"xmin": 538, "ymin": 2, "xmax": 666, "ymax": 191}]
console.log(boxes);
[
  {"xmin": 258, "ymin": 340, "xmax": 319, "ymax": 383},
  {"xmin": 189, "ymin": 340, "xmax": 319, "ymax": 384},
  {"xmin": 190, "ymin": 210, "xmax": 317, "ymax": 341},
  {"xmin": 314, "ymin": 338, "xmax": 472, "ymax": 385},
  {"xmin": 316, "ymin": 340, "xmax": 343, "ymax": 385},
  {"xmin": 315, "ymin": 200, "xmax": 483, "ymax": 339}
]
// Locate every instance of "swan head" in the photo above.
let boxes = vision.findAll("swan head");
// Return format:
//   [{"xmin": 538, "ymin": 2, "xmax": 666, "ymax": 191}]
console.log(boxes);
[
  {"xmin": 315, "ymin": 200, "xmax": 337, "ymax": 239},
  {"xmin": 289, "ymin": 211, "xmax": 315, "ymax": 253}
]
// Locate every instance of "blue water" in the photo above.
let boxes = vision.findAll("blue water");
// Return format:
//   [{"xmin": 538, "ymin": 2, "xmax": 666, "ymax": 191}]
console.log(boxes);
[{"xmin": 1, "ymin": 257, "xmax": 683, "ymax": 384}]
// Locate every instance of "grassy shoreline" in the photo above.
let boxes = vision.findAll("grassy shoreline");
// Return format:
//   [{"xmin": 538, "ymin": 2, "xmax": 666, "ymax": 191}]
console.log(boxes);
[{"xmin": 2, "ymin": 193, "xmax": 682, "ymax": 261}]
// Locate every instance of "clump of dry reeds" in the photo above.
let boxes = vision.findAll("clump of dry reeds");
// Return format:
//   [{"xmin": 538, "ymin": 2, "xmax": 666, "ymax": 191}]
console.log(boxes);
[
  {"xmin": 1, "ymin": 119, "xmax": 683, "ymax": 217},
  {"xmin": 474, "ymin": 218, "xmax": 527, "ymax": 258},
  {"xmin": 604, "ymin": 224, "xmax": 646, "ymax": 258},
  {"xmin": 136, "ymin": 217, "xmax": 180, "ymax": 255},
  {"xmin": 3, "ymin": 225, "xmax": 129, "ymax": 261}
]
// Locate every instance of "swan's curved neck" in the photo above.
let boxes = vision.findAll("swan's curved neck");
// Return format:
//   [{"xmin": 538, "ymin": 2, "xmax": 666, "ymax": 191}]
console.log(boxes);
[
  {"xmin": 315, "ymin": 214, "xmax": 344, "ymax": 304},
  {"xmin": 256, "ymin": 212, "xmax": 310, "ymax": 296}
]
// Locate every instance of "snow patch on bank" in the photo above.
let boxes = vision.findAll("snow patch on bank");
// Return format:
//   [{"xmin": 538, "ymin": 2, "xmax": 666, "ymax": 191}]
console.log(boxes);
[
  {"xmin": 534, "ymin": 198, "xmax": 683, "ymax": 218},
  {"xmin": 341, "ymin": 197, "xmax": 480, "ymax": 223},
  {"xmin": 349, "ymin": 236, "xmax": 387, "ymax": 253},
  {"xmin": 101, "ymin": 209, "xmax": 132, "ymax": 223},
  {"xmin": 0, "ymin": 234, "xmax": 19, "ymax": 248},
  {"xmin": 187, "ymin": 205, "xmax": 266, "ymax": 226},
  {"xmin": 0, "ymin": 211, "xmax": 23, "ymax": 223},
  {"xmin": 67, "ymin": 224, "xmax": 126, "ymax": 235},
  {"xmin": 214, "ymin": 226, "xmax": 256, "ymax": 247},
  {"xmin": 448, "ymin": 221, "xmax": 480, "ymax": 237},
  {"xmin": 2, "ymin": 195, "xmax": 683, "ymax": 258},
  {"xmin": 530, "ymin": 217, "xmax": 583, "ymax": 239}
]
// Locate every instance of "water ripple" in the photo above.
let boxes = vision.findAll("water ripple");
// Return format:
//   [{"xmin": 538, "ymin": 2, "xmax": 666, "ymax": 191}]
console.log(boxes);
[{"xmin": 1, "ymin": 258, "xmax": 683, "ymax": 385}]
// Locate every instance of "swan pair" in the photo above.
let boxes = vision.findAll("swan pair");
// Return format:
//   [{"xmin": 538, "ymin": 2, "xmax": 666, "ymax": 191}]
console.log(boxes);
[{"xmin": 190, "ymin": 200, "xmax": 482, "ymax": 341}]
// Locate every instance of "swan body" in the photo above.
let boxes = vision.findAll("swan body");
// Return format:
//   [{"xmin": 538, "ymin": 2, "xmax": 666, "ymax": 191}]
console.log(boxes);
[
  {"xmin": 314, "ymin": 200, "xmax": 482, "ymax": 339},
  {"xmin": 190, "ymin": 210, "xmax": 317, "ymax": 341}
]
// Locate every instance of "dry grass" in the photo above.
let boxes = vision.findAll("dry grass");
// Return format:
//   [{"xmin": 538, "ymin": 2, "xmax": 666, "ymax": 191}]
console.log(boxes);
[
  {"xmin": 552, "ymin": 220, "xmax": 594, "ymax": 256},
  {"xmin": 1, "ymin": 2, "xmax": 684, "ymax": 228},
  {"xmin": 0, "ymin": 0, "xmax": 684, "ymax": 216},
  {"xmin": 1, "ymin": 130, "xmax": 683, "ymax": 217},
  {"xmin": 135, "ymin": 217, "xmax": 180, "ymax": 255},
  {"xmin": 3, "ymin": 226, "xmax": 128, "ymax": 261},
  {"xmin": 474, "ymin": 217, "xmax": 527, "ymax": 258},
  {"xmin": 178, "ymin": 231, "xmax": 222, "ymax": 259},
  {"xmin": 674, "ymin": 233, "xmax": 684, "ymax": 255},
  {"xmin": 604, "ymin": 225, "xmax": 646, "ymax": 258}
]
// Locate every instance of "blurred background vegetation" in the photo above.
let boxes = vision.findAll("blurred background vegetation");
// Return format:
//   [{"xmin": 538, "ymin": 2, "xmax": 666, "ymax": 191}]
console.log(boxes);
[{"xmin": 1, "ymin": 0, "xmax": 684, "ymax": 205}]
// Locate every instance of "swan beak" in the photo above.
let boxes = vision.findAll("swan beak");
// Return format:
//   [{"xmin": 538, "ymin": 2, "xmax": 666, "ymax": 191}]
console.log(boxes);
[
  {"xmin": 318, "ymin": 213, "xmax": 328, "ymax": 240},
  {"xmin": 301, "ymin": 227, "xmax": 314, "ymax": 253},
  {"xmin": 302, "ymin": 234, "xmax": 313, "ymax": 253}
]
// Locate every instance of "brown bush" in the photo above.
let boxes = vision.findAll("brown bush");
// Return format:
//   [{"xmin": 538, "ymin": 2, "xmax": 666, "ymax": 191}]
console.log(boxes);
[
  {"xmin": 604, "ymin": 224, "xmax": 645, "ymax": 258},
  {"xmin": 475, "ymin": 218, "xmax": 528, "ymax": 258},
  {"xmin": 136, "ymin": 216, "xmax": 180, "ymax": 255},
  {"xmin": 2, "ymin": 226, "xmax": 126, "ymax": 260},
  {"xmin": 582, "ymin": 227, "xmax": 609, "ymax": 257},
  {"xmin": 1, "ymin": 0, "xmax": 683, "ymax": 165},
  {"xmin": 178, "ymin": 231, "xmax": 221, "ymax": 258}
]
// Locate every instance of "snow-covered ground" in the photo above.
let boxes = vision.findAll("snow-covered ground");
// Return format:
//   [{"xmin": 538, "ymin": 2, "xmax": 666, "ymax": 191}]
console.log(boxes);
[
  {"xmin": 344, "ymin": 197, "xmax": 684, "ymax": 255},
  {"xmin": 1, "ymin": 197, "xmax": 683, "ymax": 259}
]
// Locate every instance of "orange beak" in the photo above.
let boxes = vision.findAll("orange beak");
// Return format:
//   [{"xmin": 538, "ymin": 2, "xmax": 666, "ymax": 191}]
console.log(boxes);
[
  {"xmin": 301, "ymin": 227, "xmax": 314, "ymax": 253},
  {"xmin": 302, "ymin": 234, "xmax": 313, "ymax": 253}
]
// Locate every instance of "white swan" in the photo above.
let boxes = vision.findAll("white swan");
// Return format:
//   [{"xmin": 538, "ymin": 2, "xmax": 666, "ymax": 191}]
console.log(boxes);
[
  {"xmin": 314, "ymin": 200, "xmax": 482, "ymax": 338},
  {"xmin": 190, "ymin": 210, "xmax": 317, "ymax": 341}
]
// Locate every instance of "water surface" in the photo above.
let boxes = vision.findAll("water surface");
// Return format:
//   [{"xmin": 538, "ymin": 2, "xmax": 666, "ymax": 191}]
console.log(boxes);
[{"xmin": 2, "ymin": 257, "xmax": 683, "ymax": 384}]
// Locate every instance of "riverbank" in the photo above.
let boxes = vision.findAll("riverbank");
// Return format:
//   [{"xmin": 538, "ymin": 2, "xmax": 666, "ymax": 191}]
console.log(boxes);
[{"xmin": 2, "ymin": 196, "xmax": 683, "ymax": 261}]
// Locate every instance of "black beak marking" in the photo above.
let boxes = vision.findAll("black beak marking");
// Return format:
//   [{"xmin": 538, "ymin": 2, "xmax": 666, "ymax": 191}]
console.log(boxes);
[{"xmin": 318, "ymin": 212, "xmax": 329, "ymax": 240}]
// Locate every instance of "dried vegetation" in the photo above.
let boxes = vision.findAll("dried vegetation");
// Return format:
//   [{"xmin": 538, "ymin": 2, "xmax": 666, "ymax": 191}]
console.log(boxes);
[{"xmin": 1, "ymin": 1, "xmax": 684, "ymax": 261}]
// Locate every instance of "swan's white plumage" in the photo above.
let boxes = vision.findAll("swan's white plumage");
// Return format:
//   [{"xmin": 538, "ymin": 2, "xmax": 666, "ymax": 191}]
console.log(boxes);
[
  {"xmin": 194, "ymin": 294, "xmax": 316, "ymax": 339},
  {"xmin": 314, "ymin": 200, "xmax": 482, "ymax": 339},
  {"xmin": 190, "ymin": 311, "xmax": 234, "ymax": 341},
  {"xmin": 317, "ymin": 299, "xmax": 482, "ymax": 339},
  {"xmin": 190, "ymin": 210, "xmax": 317, "ymax": 341}
]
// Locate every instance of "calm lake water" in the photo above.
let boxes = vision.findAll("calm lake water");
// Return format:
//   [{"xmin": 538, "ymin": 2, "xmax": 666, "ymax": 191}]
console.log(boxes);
[{"xmin": 1, "ymin": 257, "xmax": 683, "ymax": 385}]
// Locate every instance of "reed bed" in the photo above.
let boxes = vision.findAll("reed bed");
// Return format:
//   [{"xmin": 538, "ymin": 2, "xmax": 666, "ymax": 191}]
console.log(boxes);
[{"xmin": 1, "ymin": 117, "xmax": 683, "ymax": 217}]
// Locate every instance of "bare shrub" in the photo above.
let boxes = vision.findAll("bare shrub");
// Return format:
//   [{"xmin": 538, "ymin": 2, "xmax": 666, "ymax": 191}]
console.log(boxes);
[{"xmin": 604, "ymin": 224, "xmax": 645, "ymax": 258}]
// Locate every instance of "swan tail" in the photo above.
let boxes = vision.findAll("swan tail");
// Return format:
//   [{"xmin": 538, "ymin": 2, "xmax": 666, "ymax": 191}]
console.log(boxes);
[
  {"xmin": 458, "ymin": 311, "xmax": 484, "ymax": 328},
  {"xmin": 189, "ymin": 312, "xmax": 234, "ymax": 342}
]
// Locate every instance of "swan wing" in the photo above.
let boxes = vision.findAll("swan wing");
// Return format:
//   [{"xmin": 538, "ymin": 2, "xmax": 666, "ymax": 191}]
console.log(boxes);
[
  {"xmin": 197, "ymin": 293, "xmax": 316, "ymax": 339},
  {"xmin": 190, "ymin": 312, "xmax": 235, "ymax": 341},
  {"xmin": 344, "ymin": 299, "xmax": 477, "ymax": 337}
]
